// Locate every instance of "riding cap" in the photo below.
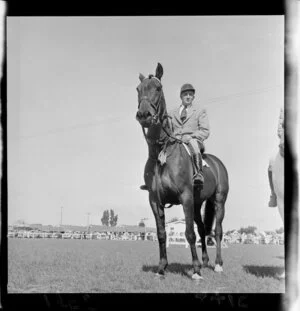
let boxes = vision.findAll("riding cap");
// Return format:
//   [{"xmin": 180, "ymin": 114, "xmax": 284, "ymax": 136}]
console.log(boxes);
[{"xmin": 180, "ymin": 83, "xmax": 195, "ymax": 96}]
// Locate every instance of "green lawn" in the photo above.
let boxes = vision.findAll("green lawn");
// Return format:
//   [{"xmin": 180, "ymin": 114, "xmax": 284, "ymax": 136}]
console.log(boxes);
[{"xmin": 8, "ymin": 239, "xmax": 285, "ymax": 293}]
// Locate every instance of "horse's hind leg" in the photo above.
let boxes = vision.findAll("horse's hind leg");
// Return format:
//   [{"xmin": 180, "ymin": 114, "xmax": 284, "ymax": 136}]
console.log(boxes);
[
  {"xmin": 214, "ymin": 192, "xmax": 226, "ymax": 272},
  {"xmin": 194, "ymin": 201, "xmax": 209, "ymax": 267},
  {"xmin": 149, "ymin": 193, "xmax": 168, "ymax": 276},
  {"xmin": 181, "ymin": 191, "xmax": 202, "ymax": 279}
]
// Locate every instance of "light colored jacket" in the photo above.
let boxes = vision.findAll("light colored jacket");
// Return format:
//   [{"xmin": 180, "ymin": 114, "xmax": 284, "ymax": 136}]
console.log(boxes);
[{"xmin": 168, "ymin": 105, "xmax": 210, "ymax": 142}]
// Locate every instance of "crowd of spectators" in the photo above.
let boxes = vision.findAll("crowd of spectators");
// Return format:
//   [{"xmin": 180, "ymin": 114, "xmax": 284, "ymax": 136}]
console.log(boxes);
[
  {"xmin": 8, "ymin": 224, "xmax": 283, "ymax": 245},
  {"xmin": 223, "ymin": 230, "xmax": 284, "ymax": 245},
  {"xmin": 7, "ymin": 224, "xmax": 157, "ymax": 241}
]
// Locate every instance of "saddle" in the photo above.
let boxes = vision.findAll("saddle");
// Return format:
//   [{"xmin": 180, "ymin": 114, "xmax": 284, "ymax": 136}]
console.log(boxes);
[
  {"xmin": 182, "ymin": 143, "xmax": 209, "ymax": 167},
  {"xmin": 158, "ymin": 143, "xmax": 209, "ymax": 168}
]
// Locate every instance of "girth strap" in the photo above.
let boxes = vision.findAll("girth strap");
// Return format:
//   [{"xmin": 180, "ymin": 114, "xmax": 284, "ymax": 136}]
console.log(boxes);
[{"xmin": 155, "ymin": 163, "xmax": 173, "ymax": 210}]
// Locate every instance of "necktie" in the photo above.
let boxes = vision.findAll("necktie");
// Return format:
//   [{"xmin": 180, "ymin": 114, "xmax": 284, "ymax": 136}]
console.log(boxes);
[{"xmin": 181, "ymin": 107, "xmax": 187, "ymax": 122}]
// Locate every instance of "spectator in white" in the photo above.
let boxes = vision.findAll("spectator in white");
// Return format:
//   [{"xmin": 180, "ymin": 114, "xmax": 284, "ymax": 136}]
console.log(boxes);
[{"xmin": 268, "ymin": 108, "xmax": 284, "ymax": 207}]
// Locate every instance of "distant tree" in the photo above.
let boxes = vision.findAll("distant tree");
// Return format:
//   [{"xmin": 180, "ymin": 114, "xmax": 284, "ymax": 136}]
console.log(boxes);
[
  {"xmin": 238, "ymin": 226, "xmax": 257, "ymax": 235},
  {"xmin": 101, "ymin": 210, "xmax": 109, "ymax": 226},
  {"xmin": 275, "ymin": 227, "xmax": 284, "ymax": 234},
  {"xmin": 101, "ymin": 209, "xmax": 118, "ymax": 227},
  {"xmin": 109, "ymin": 209, "xmax": 118, "ymax": 227},
  {"xmin": 138, "ymin": 220, "xmax": 145, "ymax": 227}
]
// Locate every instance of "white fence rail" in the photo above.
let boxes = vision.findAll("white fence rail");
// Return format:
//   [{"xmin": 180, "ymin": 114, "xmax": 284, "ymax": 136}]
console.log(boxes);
[{"xmin": 166, "ymin": 233, "xmax": 228, "ymax": 248}]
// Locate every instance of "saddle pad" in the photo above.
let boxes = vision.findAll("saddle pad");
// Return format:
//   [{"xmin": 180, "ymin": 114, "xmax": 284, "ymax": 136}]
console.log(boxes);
[
  {"xmin": 158, "ymin": 144, "xmax": 209, "ymax": 167},
  {"xmin": 183, "ymin": 143, "xmax": 209, "ymax": 167}
]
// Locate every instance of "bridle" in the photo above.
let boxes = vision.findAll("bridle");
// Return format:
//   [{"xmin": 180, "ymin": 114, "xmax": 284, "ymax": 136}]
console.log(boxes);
[
  {"xmin": 138, "ymin": 76, "xmax": 163, "ymax": 125},
  {"xmin": 138, "ymin": 76, "xmax": 182, "ymax": 146}
]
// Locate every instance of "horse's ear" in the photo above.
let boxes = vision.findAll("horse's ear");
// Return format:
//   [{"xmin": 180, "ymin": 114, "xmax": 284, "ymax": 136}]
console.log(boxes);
[
  {"xmin": 139, "ymin": 73, "xmax": 145, "ymax": 82},
  {"xmin": 155, "ymin": 63, "xmax": 163, "ymax": 80}
]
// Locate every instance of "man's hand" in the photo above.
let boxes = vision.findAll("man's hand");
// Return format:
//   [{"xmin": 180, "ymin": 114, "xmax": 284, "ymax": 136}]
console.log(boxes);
[{"xmin": 182, "ymin": 135, "xmax": 192, "ymax": 144}]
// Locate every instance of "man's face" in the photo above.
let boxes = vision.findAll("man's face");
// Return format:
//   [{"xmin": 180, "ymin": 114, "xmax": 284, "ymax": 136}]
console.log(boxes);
[{"xmin": 181, "ymin": 91, "xmax": 195, "ymax": 107}]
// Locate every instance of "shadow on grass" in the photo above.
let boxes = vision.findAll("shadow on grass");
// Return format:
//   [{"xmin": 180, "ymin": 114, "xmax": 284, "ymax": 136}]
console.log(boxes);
[
  {"xmin": 142, "ymin": 262, "xmax": 215, "ymax": 277},
  {"xmin": 243, "ymin": 265, "xmax": 284, "ymax": 279}
]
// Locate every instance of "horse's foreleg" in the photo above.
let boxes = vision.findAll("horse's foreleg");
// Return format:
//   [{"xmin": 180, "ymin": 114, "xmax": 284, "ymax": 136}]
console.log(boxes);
[
  {"xmin": 181, "ymin": 192, "xmax": 202, "ymax": 278},
  {"xmin": 149, "ymin": 194, "xmax": 168, "ymax": 276},
  {"xmin": 214, "ymin": 194, "xmax": 225, "ymax": 272}
]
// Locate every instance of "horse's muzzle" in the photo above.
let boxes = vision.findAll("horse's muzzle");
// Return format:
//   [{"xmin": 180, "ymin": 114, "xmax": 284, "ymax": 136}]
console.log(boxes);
[{"xmin": 136, "ymin": 110, "xmax": 155, "ymax": 128}]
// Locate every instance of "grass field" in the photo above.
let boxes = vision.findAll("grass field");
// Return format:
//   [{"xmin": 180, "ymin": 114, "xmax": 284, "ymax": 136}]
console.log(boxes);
[{"xmin": 8, "ymin": 239, "xmax": 285, "ymax": 293}]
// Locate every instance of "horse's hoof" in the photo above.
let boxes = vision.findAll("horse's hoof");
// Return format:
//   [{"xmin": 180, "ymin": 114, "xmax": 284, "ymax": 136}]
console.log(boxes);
[
  {"xmin": 278, "ymin": 272, "xmax": 285, "ymax": 279},
  {"xmin": 155, "ymin": 272, "xmax": 165, "ymax": 279},
  {"xmin": 214, "ymin": 264, "xmax": 223, "ymax": 272},
  {"xmin": 192, "ymin": 273, "xmax": 203, "ymax": 280}
]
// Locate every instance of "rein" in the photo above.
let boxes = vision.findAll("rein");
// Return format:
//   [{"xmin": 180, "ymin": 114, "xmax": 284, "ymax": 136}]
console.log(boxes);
[
  {"xmin": 141, "ymin": 116, "xmax": 182, "ymax": 146},
  {"xmin": 139, "ymin": 78, "xmax": 182, "ymax": 209},
  {"xmin": 161, "ymin": 116, "xmax": 183, "ymax": 144}
]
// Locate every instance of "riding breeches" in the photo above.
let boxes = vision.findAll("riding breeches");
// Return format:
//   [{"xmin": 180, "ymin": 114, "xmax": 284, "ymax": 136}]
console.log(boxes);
[{"xmin": 187, "ymin": 138, "xmax": 204, "ymax": 155}]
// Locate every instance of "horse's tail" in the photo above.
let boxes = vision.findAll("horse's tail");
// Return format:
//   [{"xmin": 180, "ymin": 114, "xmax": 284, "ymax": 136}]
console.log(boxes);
[{"xmin": 204, "ymin": 200, "xmax": 215, "ymax": 236}]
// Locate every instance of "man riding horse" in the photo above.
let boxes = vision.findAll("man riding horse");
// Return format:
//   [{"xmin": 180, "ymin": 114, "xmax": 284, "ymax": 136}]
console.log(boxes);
[
  {"xmin": 268, "ymin": 107, "xmax": 284, "ymax": 207},
  {"xmin": 136, "ymin": 63, "xmax": 229, "ymax": 278},
  {"xmin": 141, "ymin": 83, "xmax": 209, "ymax": 190}
]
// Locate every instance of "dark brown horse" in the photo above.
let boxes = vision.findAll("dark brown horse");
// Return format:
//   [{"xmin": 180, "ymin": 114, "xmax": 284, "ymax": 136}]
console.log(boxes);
[{"xmin": 135, "ymin": 63, "xmax": 229, "ymax": 279}]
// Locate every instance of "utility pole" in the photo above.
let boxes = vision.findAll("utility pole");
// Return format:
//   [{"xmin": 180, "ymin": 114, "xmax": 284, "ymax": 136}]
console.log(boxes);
[
  {"xmin": 60, "ymin": 206, "xmax": 63, "ymax": 227},
  {"xmin": 86, "ymin": 213, "xmax": 90, "ymax": 232}
]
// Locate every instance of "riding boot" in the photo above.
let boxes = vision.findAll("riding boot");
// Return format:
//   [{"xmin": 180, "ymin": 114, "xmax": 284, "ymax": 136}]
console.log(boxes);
[
  {"xmin": 268, "ymin": 169, "xmax": 277, "ymax": 207},
  {"xmin": 192, "ymin": 153, "xmax": 204, "ymax": 186}
]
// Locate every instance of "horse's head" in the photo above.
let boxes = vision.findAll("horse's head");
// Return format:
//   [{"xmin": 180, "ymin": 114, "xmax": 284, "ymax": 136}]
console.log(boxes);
[{"xmin": 136, "ymin": 63, "xmax": 165, "ymax": 128}]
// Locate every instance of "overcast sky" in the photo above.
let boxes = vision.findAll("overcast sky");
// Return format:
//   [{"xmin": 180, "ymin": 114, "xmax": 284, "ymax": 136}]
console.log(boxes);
[{"xmin": 7, "ymin": 16, "xmax": 284, "ymax": 231}]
